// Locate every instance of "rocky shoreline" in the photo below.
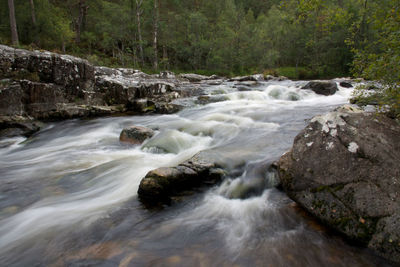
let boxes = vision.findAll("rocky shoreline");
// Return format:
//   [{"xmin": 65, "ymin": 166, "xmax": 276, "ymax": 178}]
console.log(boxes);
[{"xmin": 0, "ymin": 45, "xmax": 224, "ymax": 138}]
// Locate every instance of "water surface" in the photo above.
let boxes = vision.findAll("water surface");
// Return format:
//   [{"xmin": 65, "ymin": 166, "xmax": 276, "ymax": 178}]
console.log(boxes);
[{"xmin": 0, "ymin": 80, "xmax": 391, "ymax": 266}]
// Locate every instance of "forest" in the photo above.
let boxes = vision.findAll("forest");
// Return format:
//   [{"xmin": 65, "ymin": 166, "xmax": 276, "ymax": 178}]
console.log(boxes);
[{"xmin": 0, "ymin": 0, "xmax": 398, "ymax": 79}]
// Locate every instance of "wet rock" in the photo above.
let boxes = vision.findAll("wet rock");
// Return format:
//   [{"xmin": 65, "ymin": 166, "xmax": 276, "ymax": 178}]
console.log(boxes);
[
  {"xmin": 195, "ymin": 95, "xmax": 228, "ymax": 105},
  {"xmin": 178, "ymin": 73, "xmax": 218, "ymax": 82},
  {"xmin": 265, "ymin": 75, "xmax": 288, "ymax": 81},
  {"xmin": 0, "ymin": 118, "xmax": 42, "ymax": 138},
  {"xmin": 138, "ymin": 152, "xmax": 225, "ymax": 204},
  {"xmin": 119, "ymin": 126, "xmax": 154, "ymax": 145},
  {"xmin": 277, "ymin": 105, "xmax": 400, "ymax": 263},
  {"xmin": 234, "ymin": 81, "xmax": 259, "ymax": 87},
  {"xmin": 206, "ymin": 79, "xmax": 223, "ymax": 86},
  {"xmin": 229, "ymin": 74, "xmax": 264, "ymax": 82},
  {"xmin": 339, "ymin": 81, "xmax": 353, "ymax": 88},
  {"xmin": 301, "ymin": 81, "xmax": 338, "ymax": 95}
]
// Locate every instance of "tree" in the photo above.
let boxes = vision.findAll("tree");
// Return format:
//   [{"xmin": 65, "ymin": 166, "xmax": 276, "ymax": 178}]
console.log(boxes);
[
  {"xmin": 351, "ymin": 0, "xmax": 400, "ymax": 118},
  {"xmin": 8, "ymin": 0, "xmax": 19, "ymax": 45},
  {"xmin": 29, "ymin": 0, "xmax": 37, "ymax": 26},
  {"xmin": 153, "ymin": 0, "xmax": 159, "ymax": 70},
  {"xmin": 75, "ymin": 0, "xmax": 88, "ymax": 43},
  {"xmin": 136, "ymin": 0, "xmax": 144, "ymax": 66}
]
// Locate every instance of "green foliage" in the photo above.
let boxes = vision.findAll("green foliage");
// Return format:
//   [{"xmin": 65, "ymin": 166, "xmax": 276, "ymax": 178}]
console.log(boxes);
[
  {"xmin": 350, "ymin": 0, "xmax": 400, "ymax": 118},
  {"xmin": 0, "ymin": 0, "xmax": 397, "ymax": 89}
]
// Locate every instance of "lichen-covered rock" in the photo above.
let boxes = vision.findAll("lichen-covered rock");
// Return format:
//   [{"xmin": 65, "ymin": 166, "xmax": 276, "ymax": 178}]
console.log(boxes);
[
  {"xmin": 277, "ymin": 104, "xmax": 400, "ymax": 263},
  {"xmin": 119, "ymin": 126, "xmax": 154, "ymax": 145},
  {"xmin": 301, "ymin": 81, "xmax": 338, "ymax": 95},
  {"xmin": 138, "ymin": 152, "xmax": 225, "ymax": 204}
]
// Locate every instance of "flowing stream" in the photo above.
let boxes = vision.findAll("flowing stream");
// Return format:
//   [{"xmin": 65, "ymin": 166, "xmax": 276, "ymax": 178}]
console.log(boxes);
[{"xmin": 0, "ymin": 80, "xmax": 392, "ymax": 266}]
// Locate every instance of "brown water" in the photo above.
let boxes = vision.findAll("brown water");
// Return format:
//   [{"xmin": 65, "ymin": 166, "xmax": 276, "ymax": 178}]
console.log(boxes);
[{"xmin": 0, "ymin": 80, "xmax": 393, "ymax": 266}]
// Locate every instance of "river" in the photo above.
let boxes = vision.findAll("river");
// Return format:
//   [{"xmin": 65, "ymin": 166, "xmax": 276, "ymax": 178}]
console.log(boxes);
[{"xmin": 0, "ymin": 80, "xmax": 392, "ymax": 266}]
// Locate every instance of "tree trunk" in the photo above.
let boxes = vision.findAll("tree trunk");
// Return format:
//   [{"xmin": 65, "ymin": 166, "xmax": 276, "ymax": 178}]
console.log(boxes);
[
  {"xmin": 153, "ymin": 0, "xmax": 159, "ymax": 70},
  {"xmin": 29, "ymin": 0, "xmax": 36, "ymax": 25},
  {"xmin": 8, "ymin": 0, "xmax": 19, "ymax": 45},
  {"xmin": 62, "ymin": 38, "xmax": 66, "ymax": 53},
  {"xmin": 163, "ymin": 45, "xmax": 169, "ymax": 70},
  {"xmin": 76, "ymin": 0, "xmax": 88, "ymax": 43},
  {"xmin": 136, "ymin": 0, "xmax": 144, "ymax": 66}
]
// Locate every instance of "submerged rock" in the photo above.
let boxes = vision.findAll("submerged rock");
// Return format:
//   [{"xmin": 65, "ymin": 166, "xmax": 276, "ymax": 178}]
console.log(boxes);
[
  {"xmin": 301, "ymin": 81, "xmax": 338, "ymax": 95},
  {"xmin": 277, "ymin": 105, "xmax": 400, "ymax": 263},
  {"xmin": 119, "ymin": 126, "xmax": 154, "ymax": 145},
  {"xmin": 138, "ymin": 152, "xmax": 225, "ymax": 204}
]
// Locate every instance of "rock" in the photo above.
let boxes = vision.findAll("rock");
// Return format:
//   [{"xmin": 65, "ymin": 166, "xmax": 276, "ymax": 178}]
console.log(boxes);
[
  {"xmin": 277, "ymin": 104, "xmax": 400, "ymax": 263},
  {"xmin": 119, "ymin": 126, "xmax": 154, "ymax": 145},
  {"xmin": 265, "ymin": 75, "xmax": 288, "ymax": 81},
  {"xmin": 195, "ymin": 95, "xmax": 228, "ymax": 105},
  {"xmin": 0, "ymin": 44, "xmax": 194, "ymax": 135},
  {"xmin": 138, "ymin": 152, "xmax": 225, "ymax": 204},
  {"xmin": 236, "ymin": 86, "xmax": 252, "ymax": 92},
  {"xmin": 0, "ymin": 119, "xmax": 42, "ymax": 138},
  {"xmin": 339, "ymin": 81, "xmax": 353, "ymax": 88},
  {"xmin": 301, "ymin": 81, "xmax": 338, "ymax": 95},
  {"xmin": 229, "ymin": 74, "xmax": 264, "ymax": 82},
  {"xmin": 179, "ymin": 73, "xmax": 213, "ymax": 82},
  {"xmin": 159, "ymin": 71, "xmax": 176, "ymax": 79}
]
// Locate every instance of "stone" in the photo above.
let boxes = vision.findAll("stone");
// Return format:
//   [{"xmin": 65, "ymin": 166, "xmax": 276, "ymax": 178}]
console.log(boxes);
[
  {"xmin": 119, "ymin": 126, "xmax": 155, "ymax": 145},
  {"xmin": 179, "ymin": 73, "xmax": 215, "ymax": 82},
  {"xmin": 229, "ymin": 74, "xmax": 264, "ymax": 82},
  {"xmin": 195, "ymin": 95, "xmax": 228, "ymax": 105},
  {"xmin": 0, "ymin": 44, "xmax": 196, "ymax": 136},
  {"xmin": 339, "ymin": 81, "xmax": 353, "ymax": 88},
  {"xmin": 277, "ymin": 104, "xmax": 400, "ymax": 263},
  {"xmin": 0, "ymin": 119, "xmax": 42, "ymax": 138},
  {"xmin": 138, "ymin": 152, "xmax": 225, "ymax": 204},
  {"xmin": 301, "ymin": 81, "xmax": 338, "ymax": 95}
]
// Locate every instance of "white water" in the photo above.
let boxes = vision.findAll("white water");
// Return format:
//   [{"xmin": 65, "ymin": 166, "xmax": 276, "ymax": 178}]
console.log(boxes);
[{"xmin": 0, "ymin": 81, "xmax": 390, "ymax": 266}]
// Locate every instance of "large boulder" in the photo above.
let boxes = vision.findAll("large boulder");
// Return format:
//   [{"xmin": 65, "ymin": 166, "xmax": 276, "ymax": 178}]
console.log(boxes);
[
  {"xmin": 277, "ymin": 105, "xmax": 400, "ymax": 263},
  {"xmin": 138, "ymin": 152, "xmax": 225, "ymax": 204},
  {"xmin": 301, "ymin": 81, "xmax": 338, "ymax": 95},
  {"xmin": 119, "ymin": 126, "xmax": 154, "ymax": 145}
]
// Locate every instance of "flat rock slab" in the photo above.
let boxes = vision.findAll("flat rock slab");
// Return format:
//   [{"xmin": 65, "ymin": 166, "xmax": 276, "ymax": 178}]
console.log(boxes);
[
  {"xmin": 138, "ymin": 152, "xmax": 225, "ymax": 205},
  {"xmin": 277, "ymin": 105, "xmax": 400, "ymax": 263}
]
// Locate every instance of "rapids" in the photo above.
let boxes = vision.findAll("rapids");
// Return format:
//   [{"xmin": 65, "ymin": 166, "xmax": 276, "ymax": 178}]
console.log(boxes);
[{"xmin": 0, "ymin": 80, "xmax": 392, "ymax": 266}]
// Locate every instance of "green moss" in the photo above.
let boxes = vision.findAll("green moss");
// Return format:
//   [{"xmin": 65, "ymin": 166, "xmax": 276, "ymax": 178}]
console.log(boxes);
[{"xmin": 144, "ymin": 105, "xmax": 156, "ymax": 112}]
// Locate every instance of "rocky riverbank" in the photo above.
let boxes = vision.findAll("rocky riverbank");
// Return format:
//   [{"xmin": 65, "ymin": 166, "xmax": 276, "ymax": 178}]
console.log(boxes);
[
  {"xmin": 0, "ymin": 45, "xmax": 222, "ymax": 137},
  {"xmin": 277, "ymin": 104, "xmax": 400, "ymax": 264}
]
